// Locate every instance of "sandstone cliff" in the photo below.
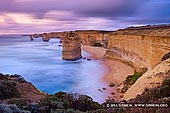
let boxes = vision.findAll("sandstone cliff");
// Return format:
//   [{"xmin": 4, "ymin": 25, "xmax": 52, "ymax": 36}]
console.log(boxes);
[
  {"xmin": 105, "ymin": 25, "xmax": 170, "ymax": 70},
  {"xmin": 104, "ymin": 24, "xmax": 170, "ymax": 100},
  {"xmin": 75, "ymin": 30, "xmax": 111, "ymax": 47},
  {"xmin": 105, "ymin": 35, "xmax": 170, "ymax": 70}
]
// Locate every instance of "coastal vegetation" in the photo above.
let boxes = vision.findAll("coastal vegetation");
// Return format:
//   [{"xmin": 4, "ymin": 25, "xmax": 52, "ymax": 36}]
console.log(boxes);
[
  {"xmin": 125, "ymin": 68, "xmax": 147, "ymax": 86},
  {"xmin": 92, "ymin": 42, "xmax": 103, "ymax": 47},
  {"xmin": 122, "ymin": 78, "xmax": 170, "ymax": 113},
  {"xmin": 118, "ymin": 68, "xmax": 147, "ymax": 93},
  {"xmin": 0, "ymin": 73, "xmax": 21, "ymax": 100},
  {"xmin": 0, "ymin": 73, "xmax": 169, "ymax": 113},
  {"xmin": 38, "ymin": 92, "xmax": 103, "ymax": 112}
]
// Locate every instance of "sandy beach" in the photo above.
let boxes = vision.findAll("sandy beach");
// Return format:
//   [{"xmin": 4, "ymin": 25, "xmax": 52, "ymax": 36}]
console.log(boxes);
[{"xmin": 82, "ymin": 45, "xmax": 134, "ymax": 100}]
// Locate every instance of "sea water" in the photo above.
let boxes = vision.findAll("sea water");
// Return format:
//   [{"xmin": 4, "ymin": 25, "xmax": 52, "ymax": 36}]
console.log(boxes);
[{"xmin": 0, "ymin": 34, "xmax": 108, "ymax": 103}]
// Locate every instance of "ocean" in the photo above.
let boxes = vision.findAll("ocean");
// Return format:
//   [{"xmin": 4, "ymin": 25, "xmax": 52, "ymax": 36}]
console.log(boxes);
[{"xmin": 0, "ymin": 34, "xmax": 108, "ymax": 103}]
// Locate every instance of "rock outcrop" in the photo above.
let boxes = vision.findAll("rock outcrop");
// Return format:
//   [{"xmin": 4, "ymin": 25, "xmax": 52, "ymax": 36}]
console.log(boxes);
[{"xmin": 62, "ymin": 32, "xmax": 82, "ymax": 60}]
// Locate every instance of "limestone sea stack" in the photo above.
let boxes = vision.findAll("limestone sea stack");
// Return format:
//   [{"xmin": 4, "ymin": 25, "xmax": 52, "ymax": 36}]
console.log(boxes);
[
  {"xmin": 33, "ymin": 33, "xmax": 39, "ymax": 38},
  {"xmin": 29, "ymin": 35, "xmax": 34, "ymax": 40},
  {"xmin": 42, "ymin": 33, "xmax": 50, "ymax": 42},
  {"xmin": 62, "ymin": 31, "xmax": 82, "ymax": 60}
]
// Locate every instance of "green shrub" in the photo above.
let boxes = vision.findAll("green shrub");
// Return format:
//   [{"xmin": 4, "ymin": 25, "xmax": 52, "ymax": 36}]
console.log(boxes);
[
  {"xmin": 125, "ymin": 69, "xmax": 147, "ymax": 86},
  {"xmin": 8, "ymin": 98, "xmax": 27, "ymax": 108},
  {"xmin": 38, "ymin": 92, "xmax": 102, "ymax": 112},
  {"xmin": 129, "ymin": 72, "xmax": 143, "ymax": 85}
]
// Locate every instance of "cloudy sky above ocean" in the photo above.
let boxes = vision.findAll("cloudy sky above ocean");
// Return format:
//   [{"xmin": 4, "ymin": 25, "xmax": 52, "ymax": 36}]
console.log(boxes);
[{"xmin": 0, "ymin": 0, "xmax": 169, "ymax": 34}]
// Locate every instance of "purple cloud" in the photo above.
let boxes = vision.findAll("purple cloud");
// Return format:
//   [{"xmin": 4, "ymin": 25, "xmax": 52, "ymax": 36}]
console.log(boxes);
[
  {"xmin": 0, "ymin": 0, "xmax": 148, "ymax": 18},
  {"xmin": 0, "ymin": 0, "xmax": 169, "ymax": 34}
]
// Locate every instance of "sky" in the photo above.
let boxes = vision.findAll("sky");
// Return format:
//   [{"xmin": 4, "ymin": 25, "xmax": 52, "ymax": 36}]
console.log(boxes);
[{"xmin": 0, "ymin": 0, "xmax": 170, "ymax": 34}]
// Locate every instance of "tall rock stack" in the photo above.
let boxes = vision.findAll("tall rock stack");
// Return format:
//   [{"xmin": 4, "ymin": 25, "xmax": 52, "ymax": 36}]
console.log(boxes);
[
  {"xmin": 33, "ymin": 33, "xmax": 39, "ymax": 38},
  {"xmin": 42, "ymin": 33, "xmax": 50, "ymax": 41},
  {"xmin": 29, "ymin": 35, "xmax": 34, "ymax": 40},
  {"xmin": 62, "ymin": 32, "xmax": 82, "ymax": 60}
]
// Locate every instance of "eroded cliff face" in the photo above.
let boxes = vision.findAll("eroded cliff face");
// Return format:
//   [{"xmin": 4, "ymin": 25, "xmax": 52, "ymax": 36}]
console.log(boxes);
[
  {"xmin": 47, "ymin": 32, "xmax": 63, "ymax": 38},
  {"xmin": 105, "ymin": 35, "xmax": 170, "ymax": 70}
]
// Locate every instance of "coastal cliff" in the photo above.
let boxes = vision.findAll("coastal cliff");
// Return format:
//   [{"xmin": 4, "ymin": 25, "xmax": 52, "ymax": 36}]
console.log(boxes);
[
  {"xmin": 104, "ymin": 25, "xmax": 170, "ymax": 100},
  {"xmin": 75, "ymin": 30, "xmax": 110, "ymax": 48},
  {"xmin": 105, "ymin": 35, "xmax": 170, "ymax": 70},
  {"xmin": 104, "ymin": 25, "xmax": 170, "ymax": 70}
]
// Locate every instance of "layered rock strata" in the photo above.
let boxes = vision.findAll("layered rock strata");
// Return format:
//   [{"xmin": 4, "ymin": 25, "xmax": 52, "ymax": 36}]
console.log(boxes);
[{"xmin": 105, "ymin": 34, "xmax": 170, "ymax": 70}]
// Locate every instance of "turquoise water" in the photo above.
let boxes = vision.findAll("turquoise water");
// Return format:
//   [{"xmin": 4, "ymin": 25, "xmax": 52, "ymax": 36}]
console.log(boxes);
[{"xmin": 0, "ymin": 34, "xmax": 108, "ymax": 103}]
